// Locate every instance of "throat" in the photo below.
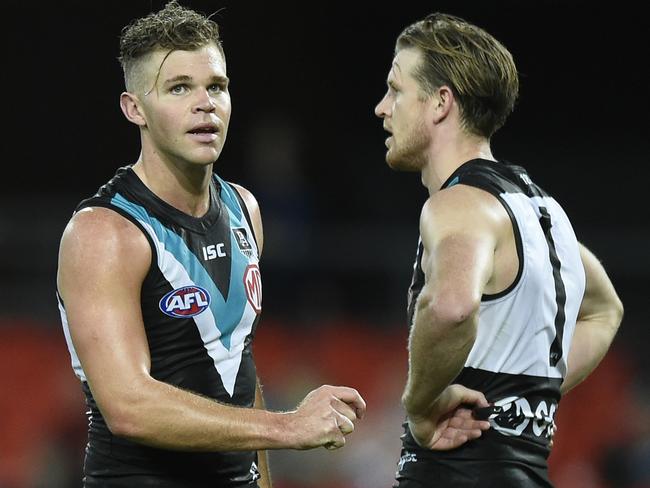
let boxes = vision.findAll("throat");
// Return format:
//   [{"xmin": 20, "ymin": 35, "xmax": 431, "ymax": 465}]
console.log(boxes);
[
  {"xmin": 170, "ymin": 186, "xmax": 212, "ymax": 218},
  {"xmin": 132, "ymin": 161, "xmax": 212, "ymax": 218}
]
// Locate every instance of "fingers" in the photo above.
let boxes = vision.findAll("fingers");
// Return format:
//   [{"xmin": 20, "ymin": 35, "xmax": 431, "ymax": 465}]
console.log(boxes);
[
  {"xmin": 330, "ymin": 396, "xmax": 357, "ymax": 436},
  {"xmin": 331, "ymin": 396, "xmax": 358, "ymax": 423},
  {"xmin": 293, "ymin": 385, "xmax": 365, "ymax": 451},
  {"xmin": 334, "ymin": 409, "xmax": 355, "ymax": 435},
  {"xmin": 322, "ymin": 386, "xmax": 362, "ymax": 447},
  {"xmin": 452, "ymin": 384, "xmax": 489, "ymax": 409},
  {"xmin": 322, "ymin": 385, "xmax": 367, "ymax": 419},
  {"xmin": 440, "ymin": 423, "xmax": 481, "ymax": 445},
  {"xmin": 324, "ymin": 436, "xmax": 345, "ymax": 450},
  {"xmin": 451, "ymin": 408, "xmax": 491, "ymax": 431},
  {"xmin": 411, "ymin": 405, "xmax": 492, "ymax": 451},
  {"xmin": 324, "ymin": 415, "xmax": 349, "ymax": 450},
  {"xmin": 430, "ymin": 384, "xmax": 488, "ymax": 422},
  {"xmin": 440, "ymin": 408, "xmax": 490, "ymax": 448}
]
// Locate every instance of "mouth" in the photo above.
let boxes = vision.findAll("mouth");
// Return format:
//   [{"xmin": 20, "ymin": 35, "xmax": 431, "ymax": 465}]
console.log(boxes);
[{"xmin": 187, "ymin": 123, "xmax": 220, "ymax": 143}]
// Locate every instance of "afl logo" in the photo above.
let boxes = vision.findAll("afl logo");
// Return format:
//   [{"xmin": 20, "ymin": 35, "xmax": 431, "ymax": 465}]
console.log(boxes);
[
  {"xmin": 243, "ymin": 264, "xmax": 262, "ymax": 314},
  {"xmin": 159, "ymin": 285, "xmax": 211, "ymax": 318}
]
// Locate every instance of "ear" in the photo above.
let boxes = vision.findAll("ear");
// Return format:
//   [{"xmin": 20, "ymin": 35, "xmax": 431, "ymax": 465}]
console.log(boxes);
[
  {"xmin": 430, "ymin": 85, "xmax": 454, "ymax": 125},
  {"xmin": 120, "ymin": 91, "xmax": 147, "ymax": 127}
]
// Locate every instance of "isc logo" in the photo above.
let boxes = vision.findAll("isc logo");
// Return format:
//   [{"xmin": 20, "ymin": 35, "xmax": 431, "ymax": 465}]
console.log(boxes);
[{"xmin": 159, "ymin": 285, "xmax": 211, "ymax": 318}]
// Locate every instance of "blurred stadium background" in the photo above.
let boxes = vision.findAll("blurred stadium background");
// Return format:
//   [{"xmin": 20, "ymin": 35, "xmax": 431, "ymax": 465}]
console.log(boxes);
[{"xmin": 1, "ymin": 1, "xmax": 647, "ymax": 487}]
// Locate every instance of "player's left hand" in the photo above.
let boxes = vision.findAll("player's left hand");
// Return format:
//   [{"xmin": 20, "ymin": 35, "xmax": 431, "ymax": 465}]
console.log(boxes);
[{"xmin": 407, "ymin": 384, "xmax": 491, "ymax": 451}]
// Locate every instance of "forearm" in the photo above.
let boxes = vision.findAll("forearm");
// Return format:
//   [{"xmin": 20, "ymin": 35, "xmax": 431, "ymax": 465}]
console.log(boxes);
[
  {"xmin": 562, "ymin": 316, "xmax": 621, "ymax": 394},
  {"xmin": 101, "ymin": 376, "xmax": 292, "ymax": 452},
  {"xmin": 255, "ymin": 380, "xmax": 273, "ymax": 488},
  {"xmin": 402, "ymin": 300, "xmax": 477, "ymax": 418}
]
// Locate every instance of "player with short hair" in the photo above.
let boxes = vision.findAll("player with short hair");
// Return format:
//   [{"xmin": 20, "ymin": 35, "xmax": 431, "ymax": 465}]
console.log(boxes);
[
  {"xmin": 375, "ymin": 12, "xmax": 624, "ymax": 487},
  {"xmin": 56, "ymin": 2, "xmax": 366, "ymax": 486}
]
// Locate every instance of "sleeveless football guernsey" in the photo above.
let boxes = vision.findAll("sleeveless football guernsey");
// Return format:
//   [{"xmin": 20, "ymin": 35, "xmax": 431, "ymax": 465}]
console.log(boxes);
[
  {"xmin": 397, "ymin": 159, "xmax": 586, "ymax": 487},
  {"xmin": 57, "ymin": 166, "xmax": 263, "ymax": 487}
]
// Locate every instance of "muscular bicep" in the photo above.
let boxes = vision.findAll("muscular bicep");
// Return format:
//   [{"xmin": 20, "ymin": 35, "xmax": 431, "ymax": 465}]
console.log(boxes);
[
  {"xmin": 419, "ymin": 186, "xmax": 501, "ymax": 315},
  {"xmin": 57, "ymin": 207, "xmax": 153, "ymax": 419},
  {"xmin": 422, "ymin": 233, "xmax": 493, "ymax": 299}
]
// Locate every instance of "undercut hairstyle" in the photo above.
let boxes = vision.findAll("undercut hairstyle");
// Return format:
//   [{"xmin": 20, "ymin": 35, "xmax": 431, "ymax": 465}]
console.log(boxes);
[
  {"xmin": 397, "ymin": 13, "xmax": 519, "ymax": 139},
  {"xmin": 118, "ymin": 0, "xmax": 223, "ymax": 93}
]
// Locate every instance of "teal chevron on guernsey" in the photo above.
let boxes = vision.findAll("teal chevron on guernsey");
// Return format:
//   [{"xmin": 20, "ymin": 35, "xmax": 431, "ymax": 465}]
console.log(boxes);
[{"xmin": 111, "ymin": 192, "xmax": 248, "ymax": 350}]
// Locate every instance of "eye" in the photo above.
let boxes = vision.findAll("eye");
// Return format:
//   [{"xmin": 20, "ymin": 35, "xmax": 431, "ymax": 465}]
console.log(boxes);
[
  {"xmin": 170, "ymin": 84, "xmax": 188, "ymax": 95},
  {"xmin": 209, "ymin": 82, "xmax": 227, "ymax": 93}
]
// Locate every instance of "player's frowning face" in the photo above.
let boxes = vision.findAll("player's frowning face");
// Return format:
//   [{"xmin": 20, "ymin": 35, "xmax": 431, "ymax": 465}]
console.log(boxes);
[
  {"xmin": 139, "ymin": 43, "xmax": 231, "ymax": 167},
  {"xmin": 375, "ymin": 48, "xmax": 430, "ymax": 172}
]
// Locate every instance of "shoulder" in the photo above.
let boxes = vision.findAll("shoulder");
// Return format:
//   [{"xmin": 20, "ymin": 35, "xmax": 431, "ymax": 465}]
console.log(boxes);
[
  {"xmin": 418, "ymin": 185, "xmax": 512, "ymax": 255},
  {"xmin": 58, "ymin": 207, "xmax": 151, "ymax": 282},
  {"xmin": 422, "ymin": 184, "xmax": 506, "ymax": 227},
  {"xmin": 61, "ymin": 206, "xmax": 148, "ymax": 248},
  {"xmin": 229, "ymin": 183, "xmax": 261, "ymax": 216}
]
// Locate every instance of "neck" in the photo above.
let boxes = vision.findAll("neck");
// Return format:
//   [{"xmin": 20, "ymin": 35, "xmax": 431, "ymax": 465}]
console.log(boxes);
[
  {"xmin": 132, "ymin": 151, "xmax": 213, "ymax": 218},
  {"xmin": 421, "ymin": 131, "xmax": 494, "ymax": 195}
]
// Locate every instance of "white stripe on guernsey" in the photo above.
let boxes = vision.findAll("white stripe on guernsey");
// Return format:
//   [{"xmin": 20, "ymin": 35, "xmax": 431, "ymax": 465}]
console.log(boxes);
[
  {"xmin": 138, "ymin": 220, "xmax": 255, "ymax": 397},
  {"xmin": 57, "ymin": 296, "xmax": 87, "ymax": 382}
]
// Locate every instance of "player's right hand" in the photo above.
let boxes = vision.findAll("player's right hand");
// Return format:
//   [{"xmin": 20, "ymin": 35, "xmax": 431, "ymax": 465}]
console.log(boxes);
[
  {"xmin": 288, "ymin": 385, "xmax": 366, "ymax": 450},
  {"xmin": 408, "ymin": 384, "xmax": 490, "ymax": 451}
]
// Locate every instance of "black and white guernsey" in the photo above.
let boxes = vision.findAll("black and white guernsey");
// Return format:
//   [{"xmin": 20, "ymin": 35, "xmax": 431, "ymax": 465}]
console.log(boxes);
[{"xmin": 398, "ymin": 159, "xmax": 585, "ymax": 484}]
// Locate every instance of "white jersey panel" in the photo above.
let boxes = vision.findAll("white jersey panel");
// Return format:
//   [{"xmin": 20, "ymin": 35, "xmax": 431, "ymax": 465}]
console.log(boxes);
[{"xmin": 465, "ymin": 192, "xmax": 585, "ymax": 379}]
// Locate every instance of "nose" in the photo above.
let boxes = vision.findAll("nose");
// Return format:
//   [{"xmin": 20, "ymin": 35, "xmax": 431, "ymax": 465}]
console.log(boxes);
[
  {"xmin": 193, "ymin": 89, "xmax": 217, "ymax": 113},
  {"xmin": 375, "ymin": 93, "xmax": 389, "ymax": 118}
]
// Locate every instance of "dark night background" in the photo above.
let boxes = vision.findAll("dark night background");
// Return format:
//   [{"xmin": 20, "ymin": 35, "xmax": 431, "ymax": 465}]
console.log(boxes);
[
  {"xmin": 4, "ymin": 0, "xmax": 646, "ymax": 348},
  {"xmin": 1, "ymin": 1, "xmax": 647, "ymax": 487}
]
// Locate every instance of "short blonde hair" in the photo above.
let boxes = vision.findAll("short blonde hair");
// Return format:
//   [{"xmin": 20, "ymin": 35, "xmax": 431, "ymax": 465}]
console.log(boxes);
[
  {"xmin": 118, "ymin": 1, "xmax": 223, "ymax": 93},
  {"xmin": 397, "ymin": 13, "xmax": 519, "ymax": 138}
]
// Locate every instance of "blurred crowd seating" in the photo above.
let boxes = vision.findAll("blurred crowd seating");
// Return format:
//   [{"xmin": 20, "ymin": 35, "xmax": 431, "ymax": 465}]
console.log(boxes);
[{"xmin": 1, "ymin": 318, "xmax": 647, "ymax": 488}]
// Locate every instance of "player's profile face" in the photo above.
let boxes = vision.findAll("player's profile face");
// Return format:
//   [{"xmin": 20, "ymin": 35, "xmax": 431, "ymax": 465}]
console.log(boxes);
[
  {"xmin": 375, "ymin": 48, "xmax": 430, "ymax": 172},
  {"xmin": 140, "ymin": 43, "xmax": 232, "ymax": 167}
]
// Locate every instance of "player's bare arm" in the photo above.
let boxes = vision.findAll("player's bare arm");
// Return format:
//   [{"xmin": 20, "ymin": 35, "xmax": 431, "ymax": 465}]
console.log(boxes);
[
  {"xmin": 561, "ymin": 243, "xmax": 623, "ymax": 394},
  {"xmin": 403, "ymin": 185, "xmax": 512, "ymax": 447},
  {"xmin": 254, "ymin": 379, "xmax": 272, "ymax": 488},
  {"xmin": 402, "ymin": 185, "xmax": 499, "ymax": 414},
  {"xmin": 57, "ymin": 207, "xmax": 364, "ymax": 452},
  {"xmin": 233, "ymin": 184, "xmax": 365, "ymax": 434}
]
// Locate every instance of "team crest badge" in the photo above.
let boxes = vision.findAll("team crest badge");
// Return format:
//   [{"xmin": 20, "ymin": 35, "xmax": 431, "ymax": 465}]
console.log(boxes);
[
  {"xmin": 243, "ymin": 264, "xmax": 262, "ymax": 313},
  {"xmin": 232, "ymin": 227, "xmax": 253, "ymax": 257}
]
